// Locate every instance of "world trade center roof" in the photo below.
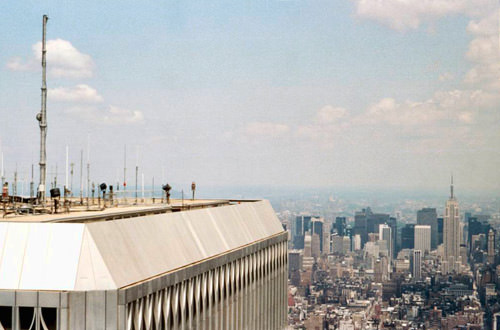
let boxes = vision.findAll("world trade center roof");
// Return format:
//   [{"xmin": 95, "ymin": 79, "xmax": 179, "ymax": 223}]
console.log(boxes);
[{"xmin": 0, "ymin": 200, "xmax": 284, "ymax": 291}]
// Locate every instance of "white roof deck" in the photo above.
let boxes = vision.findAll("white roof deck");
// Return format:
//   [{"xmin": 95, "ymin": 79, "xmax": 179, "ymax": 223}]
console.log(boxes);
[{"xmin": 0, "ymin": 200, "xmax": 283, "ymax": 291}]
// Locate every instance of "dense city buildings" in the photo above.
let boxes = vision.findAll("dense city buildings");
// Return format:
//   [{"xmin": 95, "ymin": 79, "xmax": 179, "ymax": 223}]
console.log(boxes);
[{"xmin": 284, "ymin": 180, "xmax": 500, "ymax": 329}]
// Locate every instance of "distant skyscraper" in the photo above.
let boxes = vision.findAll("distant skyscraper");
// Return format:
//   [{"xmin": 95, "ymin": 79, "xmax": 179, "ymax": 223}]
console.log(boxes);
[
  {"xmin": 304, "ymin": 232, "xmax": 312, "ymax": 257},
  {"xmin": 345, "ymin": 227, "xmax": 354, "ymax": 251},
  {"xmin": 289, "ymin": 250, "xmax": 303, "ymax": 275},
  {"xmin": 353, "ymin": 234, "xmax": 361, "ymax": 250},
  {"xmin": 414, "ymin": 225, "xmax": 431, "ymax": 253},
  {"xmin": 468, "ymin": 215, "xmax": 492, "ymax": 252},
  {"xmin": 488, "ymin": 229, "xmax": 495, "ymax": 264},
  {"xmin": 311, "ymin": 233, "xmax": 321, "ymax": 258},
  {"xmin": 354, "ymin": 208, "xmax": 369, "ymax": 246},
  {"xmin": 293, "ymin": 215, "xmax": 312, "ymax": 249},
  {"xmin": 387, "ymin": 217, "xmax": 398, "ymax": 258},
  {"xmin": 401, "ymin": 224, "xmax": 415, "ymax": 250},
  {"xmin": 412, "ymin": 249, "xmax": 422, "ymax": 280},
  {"xmin": 323, "ymin": 231, "xmax": 331, "ymax": 255},
  {"xmin": 417, "ymin": 208, "xmax": 438, "ymax": 249},
  {"xmin": 311, "ymin": 218, "xmax": 324, "ymax": 254},
  {"xmin": 379, "ymin": 224, "xmax": 393, "ymax": 262},
  {"xmin": 437, "ymin": 217, "xmax": 444, "ymax": 245},
  {"xmin": 444, "ymin": 176, "xmax": 460, "ymax": 273},
  {"xmin": 335, "ymin": 217, "xmax": 347, "ymax": 236}
]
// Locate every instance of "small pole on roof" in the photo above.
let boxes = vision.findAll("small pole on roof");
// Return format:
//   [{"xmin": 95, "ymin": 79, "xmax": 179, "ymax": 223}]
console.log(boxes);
[{"xmin": 135, "ymin": 165, "xmax": 138, "ymax": 205}]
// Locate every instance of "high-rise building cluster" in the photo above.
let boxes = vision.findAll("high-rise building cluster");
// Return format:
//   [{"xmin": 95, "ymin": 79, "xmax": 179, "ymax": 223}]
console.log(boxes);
[{"xmin": 286, "ymin": 178, "xmax": 499, "ymax": 329}]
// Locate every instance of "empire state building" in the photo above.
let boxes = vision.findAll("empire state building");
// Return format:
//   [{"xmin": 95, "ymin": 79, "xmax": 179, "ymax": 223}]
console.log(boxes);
[{"xmin": 444, "ymin": 176, "xmax": 461, "ymax": 273}]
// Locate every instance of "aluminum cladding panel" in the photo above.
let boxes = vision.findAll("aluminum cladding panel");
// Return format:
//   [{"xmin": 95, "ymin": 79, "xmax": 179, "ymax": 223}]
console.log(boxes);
[
  {"xmin": 0, "ymin": 222, "xmax": 84, "ymax": 290},
  {"xmin": 85, "ymin": 200, "xmax": 283, "ymax": 289}
]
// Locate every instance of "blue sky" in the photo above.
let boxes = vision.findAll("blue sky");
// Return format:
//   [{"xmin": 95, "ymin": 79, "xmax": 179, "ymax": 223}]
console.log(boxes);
[{"xmin": 0, "ymin": 0, "xmax": 498, "ymax": 194}]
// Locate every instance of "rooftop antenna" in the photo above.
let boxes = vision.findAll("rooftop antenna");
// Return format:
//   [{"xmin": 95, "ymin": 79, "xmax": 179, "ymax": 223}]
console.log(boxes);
[
  {"xmin": 86, "ymin": 135, "xmax": 90, "ymax": 208},
  {"xmin": 30, "ymin": 163, "xmax": 34, "ymax": 199},
  {"xmin": 1, "ymin": 150, "xmax": 4, "ymax": 189},
  {"xmin": 70, "ymin": 162, "xmax": 74, "ymax": 197},
  {"xmin": 37, "ymin": 15, "xmax": 49, "ymax": 203},
  {"xmin": 450, "ymin": 173, "xmax": 454, "ymax": 199},
  {"xmin": 65, "ymin": 145, "xmax": 69, "ymax": 198},
  {"xmin": 135, "ymin": 146, "xmax": 138, "ymax": 204},
  {"xmin": 123, "ymin": 145, "xmax": 127, "ymax": 201},
  {"xmin": 13, "ymin": 165, "xmax": 18, "ymax": 196},
  {"xmin": 141, "ymin": 172, "xmax": 144, "ymax": 203},
  {"xmin": 79, "ymin": 149, "xmax": 83, "ymax": 204}
]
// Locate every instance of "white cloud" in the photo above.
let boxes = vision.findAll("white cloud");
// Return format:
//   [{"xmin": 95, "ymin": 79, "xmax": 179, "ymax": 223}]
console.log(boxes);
[
  {"xmin": 352, "ymin": 0, "xmax": 497, "ymax": 31},
  {"xmin": 65, "ymin": 105, "xmax": 144, "ymax": 125},
  {"xmin": 438, "ymin": 72, "xmax": 455, "ymax": 82},
  {"xmin": 104, "ymin": 106, "xmax": 144, "ymax": 124},
  {"xmin": 314, "ymin": 105, "xmax": 347, "ymax": 124},
  {"xmin": 352, "ymin": 1, "xmax": 500, "ymax": 91},
  {"xmin": 464, "ymin": 12, "xmax": 500, "ymax": 90},
  {"xmin": 6, "ymin": 39, "xmax": 94, "ymax": 78},
  {"xmin": 434, "ymin": 89, "xmax": 498, "ymax": 109},
  {"xmin": 6, "ymin": 57, "xmax": 32, "ymax": 71},
  {"xmin": 243, "ymin": 122, "xmax": 290, "ymax": 138},
  {"xmin": 49, "ymin": 84, "xmax": 103, "ymax": 103}
]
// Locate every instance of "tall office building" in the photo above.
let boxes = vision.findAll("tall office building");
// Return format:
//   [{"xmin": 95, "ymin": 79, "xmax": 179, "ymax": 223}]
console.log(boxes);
[
  {"xmin": 414, "ymin": 225, "xmax": 431, "ymax": 253},
  {"xmin": 379, "ymin": 224, "xmax": 393, "ymax": 262},
  {"xmin": 468, "ymin": 216, "xmax": 492, "ymax": 252},
  {"xmin": 437, "ymin": 217, "xmax": 444, "ymax": 245},
  {"xmin": 488, "ymin": 229, "xmax": 495, "ymax": 265},
  {"xmin": 417, "ymin": 208, "xmax": 438, "ymax": 249},
  {"xmin": 304, "ymin": 232, "xmax": 312, "ymax": 258},
  {"xmin": 293, "ymin": 215, "xmax": 312, "ymax": 249},
  {"xmin": 354, "ymin": 209, "xmax": 369, "ymax": 247},
  {"xmin": 311, "ymin": 233, "xmax": 321, "ymax": 258},
  {"xmin": 311, "ymin": 218, "xmax": 324, "ymax": 254},
  {"xmin": 401, "ymin": 224, "xmax": 415, "ymax": 250},
  {"xmin": 444, "ymin": 176, "xmax": 461, "ymax": 273},
  {"xmin": 335, "ymin": 217, "xmax": 347, "ymax": 236},
  {"xmin": 323, "ymin": 231, "xmax": 331, "ymax": 255},
  {"xmin": 289, "ymin": 250, "xmax": 303, "ymax": 276},
  {"xmin": 412, "ymin": 250, "xmax": 422, "ymax": 280},
  {"xmin": 387, "ymin": 217, "xmax": 398, "ymax": 258}
]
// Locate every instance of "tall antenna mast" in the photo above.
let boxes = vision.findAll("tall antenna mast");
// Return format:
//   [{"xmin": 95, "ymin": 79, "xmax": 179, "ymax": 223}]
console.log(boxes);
[
  {"xmin": 37, "ymin": 14, "xmax": 49, "ymax": 203},
  {"xmin": 450, "ymin": 173, "xmax": 454, "ymax": 199},
  {"xmin": 79, "ymin": 149, "xmax": 83, "ymax": 204}
]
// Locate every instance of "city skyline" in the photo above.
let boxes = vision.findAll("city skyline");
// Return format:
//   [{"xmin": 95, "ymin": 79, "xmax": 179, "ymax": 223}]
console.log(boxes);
[{"xmin": 0, "ymin": 1, "xmax": 499, "ymax": 193}]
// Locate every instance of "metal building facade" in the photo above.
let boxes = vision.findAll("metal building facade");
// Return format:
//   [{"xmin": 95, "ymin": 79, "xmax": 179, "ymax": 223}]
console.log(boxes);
[{"xmin": 0, "ymin": 200, "xmax": 288, "ymax": 329}]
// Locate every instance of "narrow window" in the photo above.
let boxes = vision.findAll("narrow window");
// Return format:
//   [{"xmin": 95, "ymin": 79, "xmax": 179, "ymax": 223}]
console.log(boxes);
[
  {"xmin": 0, "ymin": 306, "xmax": 13, "ymax": 330},
  {"xmin": 19, "ymin": 307, "xmax": 35, "ymax": 330},
  {"xmin": 40, "ymin": 308, "xmax": 57, "ymax": 330}
]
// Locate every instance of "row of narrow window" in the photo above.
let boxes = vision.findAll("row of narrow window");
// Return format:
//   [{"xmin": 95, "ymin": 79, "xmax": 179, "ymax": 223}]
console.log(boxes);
[
  {"xmin": 0, "ymin": 240, "xmax": 288, "ymax": 330},
  {"xmin": 0, "ymin": 306, "xmax": 57, "ymax": 330},
  {"xmin": 126, "ymin": 241, "xmax": 288, "ymax": 330}
]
